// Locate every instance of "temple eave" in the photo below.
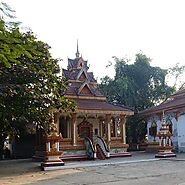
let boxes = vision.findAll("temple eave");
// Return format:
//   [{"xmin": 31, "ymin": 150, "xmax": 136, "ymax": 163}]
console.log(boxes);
[
  {"xmin": 141, "ymin": 105, "xmax": 185, "ymax": 117},
  {"xmin": 75, "ymin": 109, "xmax": 134, "ymax": 115},
  {"xmin": 65, "ymin": 95, "xmax": 106, "ymax": 100}
]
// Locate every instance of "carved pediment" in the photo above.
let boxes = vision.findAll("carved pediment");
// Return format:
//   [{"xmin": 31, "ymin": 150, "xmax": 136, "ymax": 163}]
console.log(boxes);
[{"xmin": 78, "ymin": 81, "xmax": 94, "ymax": 95}]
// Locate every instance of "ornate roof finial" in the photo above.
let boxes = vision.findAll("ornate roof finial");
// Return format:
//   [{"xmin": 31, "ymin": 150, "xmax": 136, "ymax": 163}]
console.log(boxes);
[
  {"xmin": 76, "ymin": 40, "xmax": 80, "ymax": 58},
  {"xmin": 162, "ymin": 110, "xmax": 167, "ymax": 127}
]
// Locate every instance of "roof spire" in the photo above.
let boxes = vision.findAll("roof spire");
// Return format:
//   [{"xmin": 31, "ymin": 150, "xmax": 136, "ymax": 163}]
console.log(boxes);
[{"xmin": 76, "ymin": 40, "xmax": 80, "ymax": 58}]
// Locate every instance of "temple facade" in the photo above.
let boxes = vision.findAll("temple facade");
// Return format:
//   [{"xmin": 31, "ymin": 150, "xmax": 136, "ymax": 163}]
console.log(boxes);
[
  {"xmin": 141, "ymin": 89, "xmax": 185, "ymax": 153},
  {"xmin": 36, "ymin": 45, "xmax": 134, "ymax": 160}
]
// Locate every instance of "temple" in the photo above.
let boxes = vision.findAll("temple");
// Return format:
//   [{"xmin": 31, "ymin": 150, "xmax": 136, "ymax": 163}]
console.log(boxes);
[
  {"xmin": 36, "ymin": 44, "xmax": 134, "ymax": 160},
  {"xmin": 141, "ymin": 88, "xmax": 185, "ymax": 153}
]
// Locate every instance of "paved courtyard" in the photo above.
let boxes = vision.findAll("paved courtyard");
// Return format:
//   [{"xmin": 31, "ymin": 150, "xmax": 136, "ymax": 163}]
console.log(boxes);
[{"xmin": 1, "ymin": 152, "xmax": 185, "ymax": 185}]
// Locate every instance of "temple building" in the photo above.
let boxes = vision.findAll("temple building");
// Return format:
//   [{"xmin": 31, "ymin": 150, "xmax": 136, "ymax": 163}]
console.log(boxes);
[
  {"xmin": 35, "ymin": 44, "xmax": 134, "ymax": 160},
  {"xmin": 141, "ymin": 88, "xmax": 185, "ymax": 153}
]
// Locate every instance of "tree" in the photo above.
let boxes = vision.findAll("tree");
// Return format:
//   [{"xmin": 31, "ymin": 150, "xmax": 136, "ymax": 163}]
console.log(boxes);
[
  {"xmin": 167, "ymin": 63, "xmax": 185, "ymax": 90},
  {"xmin": 99, "ymin": 53, "xmax": 173, "ymax": 111},
  {"xmin": 0, "ymin": 7, "xmax": 76, "ymax": 159},
  {"xmin": 98, "ymin": 53, "xmax": 174, "ymax": 144},
  {"xmin": 126, "ymin": 114, "xmax": 146, "ymax": 144}
]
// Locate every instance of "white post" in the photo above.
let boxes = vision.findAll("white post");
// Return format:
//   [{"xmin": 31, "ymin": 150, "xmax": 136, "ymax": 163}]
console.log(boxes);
[
  {"xmin": 163, "ymin": 138, "xmax": 166, "ymax": 147},
  {"xmin": 114, "ymin": 117, "xmax": 118, "ymax": 137},
  {"xmin": 72, "ymin": 113, "xmax": 77, "ymax": 146},
  {"xmin": 57, "ymin": 142, "xmax": 59, "ymax": 151},
  {"xmin": 48, "ymin": 142, "xmax": 50, "ymax": 152},
  {"xmin": 169, "ymin": 138, "xmax": 171, "ymax": 146},
  {"xmin": 120, "ymin": 115, "xmax": 126, "ymax": 144},
  {"xmin": 108, "ymin": 121, "xmax": 111, "ymax": 143}
]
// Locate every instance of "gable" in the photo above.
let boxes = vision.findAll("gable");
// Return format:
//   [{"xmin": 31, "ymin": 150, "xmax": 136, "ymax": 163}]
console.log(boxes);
[
  {"xmin": 77, "ymin": 58, "xmax": 84, "ymax": 68},
  {"xmin": 79, "ymin": 72, "xmax": 87, "ymax": 81},
  {"xmin": 80, "ymin": 85, "xmax": 92, "ymax": 95}
]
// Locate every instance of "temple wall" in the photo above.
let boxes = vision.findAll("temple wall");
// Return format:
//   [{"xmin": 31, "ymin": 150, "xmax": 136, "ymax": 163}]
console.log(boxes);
[
  {"xmin": 177, "ymin": 113, "xmax": 185, "ymax": 152},
  {"xmin": 171, "ymin": 117, "xmax": 178, "ymax": 150},
  {"xmin": 146, "ymin": 112, "xmax": 185, "ymax": 152}
]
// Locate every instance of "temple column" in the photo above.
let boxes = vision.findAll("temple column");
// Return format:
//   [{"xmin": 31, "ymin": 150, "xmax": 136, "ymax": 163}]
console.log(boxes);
[
  {"xmin": 99, "ymin": 118, "xmax": 104, "ymax": 137},
  {"xmin": 120, "ymin": 114, "xmax": 126, "ymax": 144},
  {"xmin": 105, "ymin": 114, "xmax": 111, "ymax": 145},
  {"xmin": 54, "ymin": 112, "xmax": 60, "ymax": 133},
  {"xmin": 71, "ymin": 113, "xmax": 77, "ymax": 146},
  {"xmin": 66, "ymin": 116, "xmax": 71, "ymax": 138},
  {"xmin": 114, "ymin": 117, "xmax": 118, "ymax": 138}
]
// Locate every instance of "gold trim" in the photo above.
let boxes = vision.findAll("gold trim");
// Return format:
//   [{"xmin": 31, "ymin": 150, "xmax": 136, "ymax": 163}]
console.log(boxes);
[
  {"xmin": 51, "ymin": 108, "xmax": 133, "ymax": 115},
  {"xmin": 75, "ymin": 109, "xmax": 133, "ymax": 115},
  {"xmin": 67, "ymin": 79, "xmax": 97, "ymax": 85},
  {"xmin": 65, "ymin": 95, "xmax": 106, "ymax": 100}
]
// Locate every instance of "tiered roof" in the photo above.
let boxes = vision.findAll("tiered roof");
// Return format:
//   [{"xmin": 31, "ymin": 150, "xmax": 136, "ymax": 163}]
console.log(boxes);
[
  {"xmin": 62, "ymin": 44, "xmax": 133, "ymax": 115},
  {"xmin": 140, "ymin": 89, "xmax": 185, "ymax": 116}
]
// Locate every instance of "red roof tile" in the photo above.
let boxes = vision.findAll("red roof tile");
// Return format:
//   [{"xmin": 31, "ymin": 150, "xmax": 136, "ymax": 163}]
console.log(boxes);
[
  {"xmin": 76, "ymin": 99, "xmax": 133, "ymax": 113},
  {"xmin": 140, "ymin": 91, "xmax": 185, "ymax": 116}
]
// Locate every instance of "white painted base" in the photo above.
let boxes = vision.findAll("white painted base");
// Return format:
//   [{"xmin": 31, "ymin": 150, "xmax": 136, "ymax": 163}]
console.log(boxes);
[
  {"xmin": 47, "ymin": 156, "xmax": 61, "ymax": 161},
  {"xmin": 43, "ymin": 165, "xmax": 64, "ymax": 171},
  {"xmin": 155, "ymin": 152, "xmax": 176, "ymax": 158},
  {"xmin": 41, "ymin": 161, "xmax": 65, "ymax": 171}
]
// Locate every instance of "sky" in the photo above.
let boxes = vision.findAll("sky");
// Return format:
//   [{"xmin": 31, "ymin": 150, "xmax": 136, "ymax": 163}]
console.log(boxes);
[{"xmin": 4, "ymin": 0, "xmax": 185, "ymax": 80}]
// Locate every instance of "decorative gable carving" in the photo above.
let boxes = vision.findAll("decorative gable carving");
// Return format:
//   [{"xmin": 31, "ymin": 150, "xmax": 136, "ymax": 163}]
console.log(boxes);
[
  {"xmin": 78, "ymin": 81, "xmax": 94, "ymax": 95},
  {"xmin": 79, "ymin": 72, "xmax": 87, "ymax": 81},
  {"xmin": 81, "ymin": 85, "xmax": 92, "ymax": 94},
  {"xmin": 77, "ymin": 67, "xmax": 88, "ymax": 81}
]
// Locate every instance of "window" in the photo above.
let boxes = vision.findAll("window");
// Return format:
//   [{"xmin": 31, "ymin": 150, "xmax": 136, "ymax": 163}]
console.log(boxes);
[
  {"xmin": 149, "ymin": 121, "xmax": 157, "ymax": 141},
  {"xmin": 166, "ymin": 119, "xmax": 173, "ymax": 134}
]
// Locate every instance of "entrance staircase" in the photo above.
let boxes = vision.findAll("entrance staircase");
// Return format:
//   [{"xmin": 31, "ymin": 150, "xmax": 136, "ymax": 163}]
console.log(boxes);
[
  {"xmin": 84, "ymin": 137, "xmax": 96, "ymax": 159},
  {"xmin": 84, "ymin": 136, "xmax": 110, "ymax": 160},
  {"xmin": 96, "ymin": 144, "xmax": 106, "ymax": 160}
]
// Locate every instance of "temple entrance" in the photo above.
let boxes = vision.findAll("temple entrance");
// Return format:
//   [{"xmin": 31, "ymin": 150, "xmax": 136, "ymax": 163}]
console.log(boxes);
[
  {"xmin": 80, "ymin": 127, "xmax": 91, "ymax": 138},
  {"xmin": 78, "ymin": 120, "xmax": 93, "ymax": 140}
]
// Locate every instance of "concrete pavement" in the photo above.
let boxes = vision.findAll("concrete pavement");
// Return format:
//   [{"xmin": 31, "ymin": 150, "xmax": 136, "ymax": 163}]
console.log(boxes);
[{"xmin": 1, "ymin": 152, "xmax": 185, "ymax": 185}]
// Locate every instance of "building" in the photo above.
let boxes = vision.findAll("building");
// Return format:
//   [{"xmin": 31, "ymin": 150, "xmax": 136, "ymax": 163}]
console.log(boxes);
[
  {"xmin": 140, "ymin": 88, "xmax": 185, "ymax": 153},
  {"xmin": 35, "ymin": 44, "xmax": 134, "ymax": 160}
]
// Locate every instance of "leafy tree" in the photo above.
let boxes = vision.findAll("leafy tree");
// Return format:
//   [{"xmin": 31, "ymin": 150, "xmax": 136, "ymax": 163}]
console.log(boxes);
[
  {"xmin": 0, "ymin": 7, "xmax": 76, "ymax": 159},
  {"xmin": 98, "ymin": 53, "xmax": 174, "ymax": 144},
  {"xmin": 99, "ymin": 53, "xmax": 173, "ymax": 111},
  {"xmin": 167, "ymin": 63, "xmax": 185, "ymax": 90},
  {"xmin": 126, "ymin": 114, "xmax": 146, "ymax": 144}
]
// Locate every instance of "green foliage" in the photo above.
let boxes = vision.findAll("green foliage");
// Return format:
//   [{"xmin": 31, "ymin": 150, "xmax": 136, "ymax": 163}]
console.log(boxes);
[
  {"xmin": 99, "ymin": 53, "xmax": 174, "ymax": 144},
  {"xmin": 126, "ymin": 114, "xmax": 146, "ymax": 144},
  {"xmin": 0, "ymin": 11, "xmax": 76, "ymax": 158},
  {"xmin": 167, "ymin": 63, "xmax": 185, "ymax": 90},
  {"xmin": 99, "ymin": 53, "xmax": 174, "ymax": 112}
]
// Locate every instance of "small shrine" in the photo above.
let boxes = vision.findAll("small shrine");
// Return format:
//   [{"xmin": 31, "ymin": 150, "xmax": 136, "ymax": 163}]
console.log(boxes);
[
  {"xmin": 141, "ymin": 88, "xmax": 185, "ymax": 153},
  {"xmin": 155, "ymin": 113, "xmax": 176, "ymax": 158},
  {"xmin": 41, "ymin": 114, "xmax": 64, "ymax": 170}
]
